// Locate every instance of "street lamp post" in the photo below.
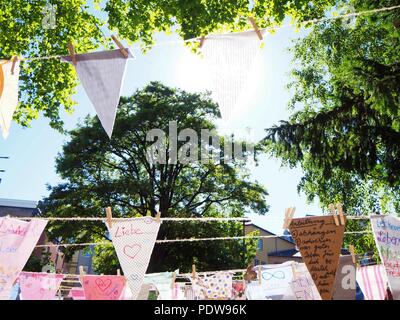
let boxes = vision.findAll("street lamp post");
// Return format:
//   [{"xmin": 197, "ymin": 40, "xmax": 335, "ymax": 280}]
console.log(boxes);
[{"xmin": 0, "ymin": 156, "xmax": 9, "ymax": 182}]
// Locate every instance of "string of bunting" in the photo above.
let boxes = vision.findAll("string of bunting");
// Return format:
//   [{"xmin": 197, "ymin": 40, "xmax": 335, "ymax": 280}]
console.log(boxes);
[
  {"xmin": 13, "ymin": 216, "xmax": 251, "ymax": 222},
  {"xmin": 12, "ymin": 214, "xmax": 387, "ymax": 221},
  {"xmin": 34, "ymin": 230, "xmax": 373, "ymax": 248},
  {"xmin": 1, "ymin": 4, "xmax": 399, "ymax": 139},
  {"xmin": 4, "ymin": 4, "xmax": 400, "ymax": 62}
]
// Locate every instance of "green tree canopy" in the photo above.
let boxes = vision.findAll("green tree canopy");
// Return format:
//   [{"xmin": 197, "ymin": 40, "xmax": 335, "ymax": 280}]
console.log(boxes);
[
  {"xmin": 264, "ymin": 0, "xmax": 400, "ymax": 214},
  {"xmin": 39, "ymin": 82, "xmax": 268, "ymax": 273},
  {"xmin": 1, "ymin": 0, "xmax": 336, "ymax": 131},
  {"xmin": 263, "ymin": 0, "xmax": 400, "ymax": 256}
]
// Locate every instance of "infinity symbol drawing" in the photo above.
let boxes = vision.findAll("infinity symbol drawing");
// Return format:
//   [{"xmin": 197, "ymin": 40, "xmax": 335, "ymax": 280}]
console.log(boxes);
[{"xmin": 261, "ymin": 271, "xmax": 286, "ymax": 281}]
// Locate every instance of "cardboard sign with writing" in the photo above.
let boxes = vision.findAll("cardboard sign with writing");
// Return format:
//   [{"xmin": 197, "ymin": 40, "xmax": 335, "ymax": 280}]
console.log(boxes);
[
  {"xmin": 371, "ymin": 215, "xmax": 400, "ymax": 300},
  {"xmin": 106, "ymin": 217, "xmax": 160, "ymax": 300},
  {"xmin": 0, "ymin": 217, "xmax": 47, "ymax": 300},
  {"xmin": 289, "ymin": 215, "xmax": 346, "ymax": 300},
  {"xmin": 332, "ymin": 255, "xmax": 356, "ymax": 300},
  {"xmin": 290, "ymin": 273, "xmax": 321, "ymax": 300}
]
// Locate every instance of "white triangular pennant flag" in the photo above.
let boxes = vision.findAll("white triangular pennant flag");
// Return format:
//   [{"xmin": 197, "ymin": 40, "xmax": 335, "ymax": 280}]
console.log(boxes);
[
  {"xmin": 106, "ymin": 217, "xmax": 160, "ymax": 300},
  {"xmin": 371, "ymin": 215, "xmax": 400, "ymax": 299},
  {"xmin": 61, "ymin": 49, "xmax": 133, "ymax": 138},
  {"xmin": 0, "ymin": 58, "xmax": 20, "ymax": 139},
  {"xmin": 201, "ymin": 31, "xmax": 264, "ymax": 121}
]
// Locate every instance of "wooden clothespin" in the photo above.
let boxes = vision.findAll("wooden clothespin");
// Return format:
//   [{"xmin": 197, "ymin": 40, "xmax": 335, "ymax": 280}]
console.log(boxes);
[
  {"xmin": 171, "ymin": 271, "xmax": 176, "ymax": 289},
  {"xmin": 258, "ymin": 265, "xmax": 262, "ymax": 285},
  {"xmin": 336, "ymin": 203, "xmax": 346, "ymax": 226},
  {"xmin": 291, "ymin": 262, "xmax": 298, "ymax": 280},
  {"xmin": 67, "ymin": 41, "xmax": 77, "ymax": 66},
  {"xmin": 105, "ymin": 207, "xmax": 113, "ymax": 228},
  {"xmin": 349, "ymin": 245, "xmax": 357, "ymax": 264},
  {"xmin": 199, "ymin": 36, "xmax": 206, "ymax": 49},
  {"xmin": 11, "ymin": 56, "xmax": 18, "ymax": 75},
  {"xmin": 111, "ymin": 35, "xmax": 129, "ymax": 58},
  {"xmin": 248, "ymin": 17, "xmax": 263, "ymax": 41},
  {"xmin": 117, "ymin": 269, "xmax": 121, "ymax": 276},
  {"xmin": 155, "ymin": 211, "xmax": 161, "ymax": 224},
  {"xmin": 283, "ymin": 208, "xmax": 290, "ymax": 229},
  {"xmin": 329, "ymin": 203, "xmax": 340, "ymax": 226},
  {"xmin": 192, "ymin": 264, "xmax": 196, "ymax": 279},
  {"xmin": 79, "ymin": 266, "xmax": 84, "ymax": 282},
  {"xmin": 283, "ymin": 207, "xmax": 296, "ymax": 229}
]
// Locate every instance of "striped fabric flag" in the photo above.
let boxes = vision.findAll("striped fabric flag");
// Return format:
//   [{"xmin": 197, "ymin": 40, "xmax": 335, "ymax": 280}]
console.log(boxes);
[
  {"xmin": 357, "ymin": 265, "xmax": 388, "ymax": 300},
  {"xmin": 184, "ymin": 284, "xmax": 195, "ymax": 300}
]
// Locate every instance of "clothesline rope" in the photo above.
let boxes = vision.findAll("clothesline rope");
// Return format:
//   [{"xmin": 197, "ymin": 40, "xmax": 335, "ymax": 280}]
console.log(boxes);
[
  {"xmin": 34, "ymin": 230, "xmax": 373, "ymax": 248},
  {"xmin": 12, "ymin": 216, "xmax": 251, "ymax": 222},
  {"xmin": 13, "ymin": 214, "xmax": 390, "ymax": 221},
  {"xmin": 5, "ymin": 4, "xmax": 400, "ymax": 62},
  {"xmin": 49, "ymin": 269, "xmax": 249, "ymax": 280}
]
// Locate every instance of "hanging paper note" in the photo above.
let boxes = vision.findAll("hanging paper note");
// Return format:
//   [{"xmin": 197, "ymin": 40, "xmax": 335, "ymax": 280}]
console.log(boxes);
[
  {"xmin": 252, "ymin": 262, "xmax": 295, "ymax": 299},
  {"xmin": 106, "ymin": 216, "xmax": 160, "ymax": 300},
  {"xmin": 289, "ymin": 273, "xmax": 321, "ymax": 300},
  {"xmin": 136, "ymin": 283, "xmax": 153, "ymax": 300},
  {"xmin": 171, "ymin": 282, "xmax": 186, "ymax": 300},
  {"xmin": 332, "ymin": 255, "xmax": 356, "ymax": 300},
  {"xmin": 245, "ymin": 281, "xmax": 271, "ymax": 300},
  {"xmin": 201, "ymin": 31, "xmax": 264, "ymax": 121},
  {"xmin": 0, "ymin": 58, "xmax": 20, "ymax": 139},
  {"xmin": 356, "ymin": 264, "xmax": 388, "ymax": 300},
  {"xmin": 281, "ymin": 262, "xmax": 320, "ymax": 300},
  {"xmin": 144, "ymin": 271, "xmax": 176, "ymax": 300},
  {"xmin": 61, "ymin": 49, "xmax": 133, "ymax": 138},
  {"xmin": 289, "ymin": 215, "xmax": 346, "ymax": 300},
  {"xmin": 371, "ymin": 215, "xmax": 400, "ymax": 299},
  {"xmin": 190, "ymin": 272, "xmax": 233, "ymax": 300},
  {"xmin": 82, "ymin": 275, "xmax": 126, "ymax": 300},
  {"xmin": 19, "ymin": 272, "xmax": 64, "ymax": 300},
  {"xmin": 232, "ymin": 280, "xmax": 246, "ymax": 300},
  {"xmin": 183, "ymin": 284, "xmax": 195, "ymax": 300},
  {"xmin": 68, "ymin": 288, "xmax": 86, "ymax": 300},
  {"xmin": 0, "ymin": 217, "xmax": 47, "ymax": 300}
]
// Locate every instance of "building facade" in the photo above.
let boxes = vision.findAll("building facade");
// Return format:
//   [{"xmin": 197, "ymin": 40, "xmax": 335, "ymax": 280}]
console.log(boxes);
[
  {"xmin": 245, "ymin": 223, "xmax": 302, "ymax": 265},
  {"xmin": 0, "ymin": 198, "xmax": 94, "ymax": 274},
  {"xmin": 0, "ymin": 198, "xmax": 46, "ymax": 258}
]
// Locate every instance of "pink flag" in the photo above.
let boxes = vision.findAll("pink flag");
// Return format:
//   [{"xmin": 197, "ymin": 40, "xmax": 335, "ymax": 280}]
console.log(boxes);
[
  {"xmin": 357, "ymin": 265, "xmax": 388, "ymax": 300},
  {"xmin": 82, "ymin": 275, "xmax": 126, "ymax": 300},
  {"xmin": 0, "ymin": 217, "xmax": 47, "ymax": 300},
  {"xmin": 68, "ymin": 288, "xmax": 86, "ymax": 300},
  {"xmin": 19, "ymin": 272, "xmax": 64, "ymax": 300}
]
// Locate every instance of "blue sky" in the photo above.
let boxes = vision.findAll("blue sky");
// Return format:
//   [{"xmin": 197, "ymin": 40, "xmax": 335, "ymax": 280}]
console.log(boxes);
[{"xmin": 0, "ymin": 20, "xmax": 322, "ymax": 235}]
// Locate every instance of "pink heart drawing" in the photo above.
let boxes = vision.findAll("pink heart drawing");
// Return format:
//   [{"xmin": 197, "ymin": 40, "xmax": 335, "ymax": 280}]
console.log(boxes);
[
  {"xmin": 123, "ymin": 244, "xmax": 141, "ymax": 259},
  {"xmin": 95, "ymin": 278, "xmax": 112, "ymax": 292}
]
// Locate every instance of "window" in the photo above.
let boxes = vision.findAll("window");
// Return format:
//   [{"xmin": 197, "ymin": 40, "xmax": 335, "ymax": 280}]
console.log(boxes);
[{"xmin": 257, "ymin": 239, "xmax": 263, "ymax": 251}]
